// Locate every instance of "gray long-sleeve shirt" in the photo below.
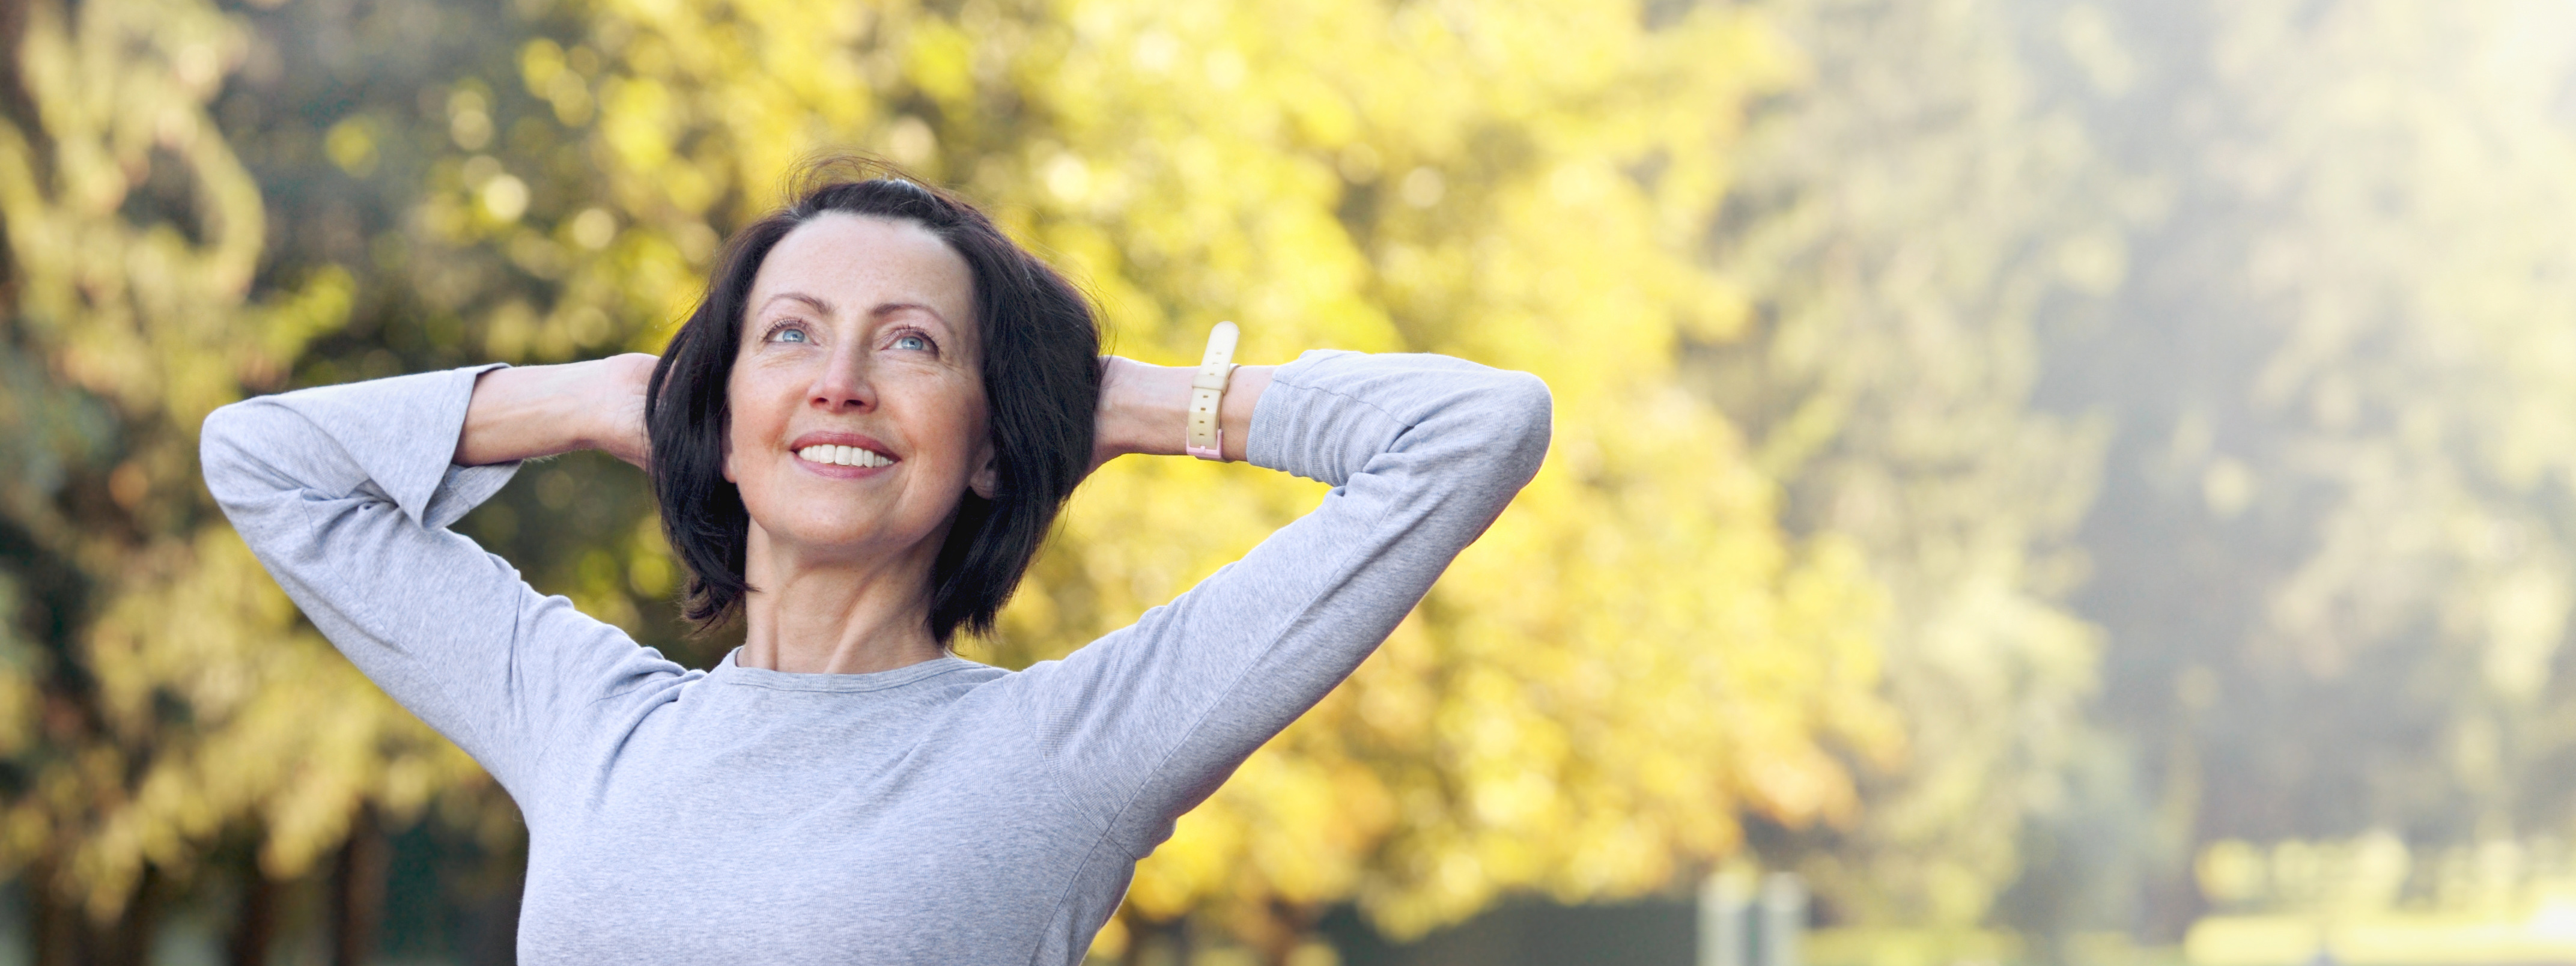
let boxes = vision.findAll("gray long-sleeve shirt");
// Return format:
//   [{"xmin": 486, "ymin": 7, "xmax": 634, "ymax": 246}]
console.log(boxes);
[{"xmin": 201, "ymin": 349, "xmax": 1550, "ymax": 965}]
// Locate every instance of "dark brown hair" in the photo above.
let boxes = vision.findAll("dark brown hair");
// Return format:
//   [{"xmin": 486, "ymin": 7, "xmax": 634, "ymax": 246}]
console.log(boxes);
[{"xmin": 645, "ymin": 159, "xmax": 1100, "ymax": 645}]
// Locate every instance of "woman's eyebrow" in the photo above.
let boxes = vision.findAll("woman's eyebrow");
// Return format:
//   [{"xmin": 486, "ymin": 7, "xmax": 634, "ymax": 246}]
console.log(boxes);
[
  {"xmin": 873, "ymin": 302, "xmax": 954, "ymax": 332},
  {"xmin": 761, "ymin": 291, "xmax": 834, "ymax": 315}
]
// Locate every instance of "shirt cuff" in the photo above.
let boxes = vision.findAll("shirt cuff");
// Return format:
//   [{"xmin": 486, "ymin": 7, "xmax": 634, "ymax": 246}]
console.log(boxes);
[
  {"xmin": 274, "ymin": 362, "xmax": 521, "ymax": 529},
  {"xmin": 1245, "ymin": 350, "xmax": 1407, "ymax": 487}
]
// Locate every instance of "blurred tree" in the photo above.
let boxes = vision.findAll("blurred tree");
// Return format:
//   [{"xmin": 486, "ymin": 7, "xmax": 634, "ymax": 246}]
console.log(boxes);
[
  {"xmin": 2050, "ymin": 0, "xmax": 2576, "ymax": 938},
  {"xmin": 1700, "ymin": 0, "xmax": 2134, "ymax": 938},
  {"xmin": 0, "ymin": 0, "xmax": 508, "ymax": 960}
]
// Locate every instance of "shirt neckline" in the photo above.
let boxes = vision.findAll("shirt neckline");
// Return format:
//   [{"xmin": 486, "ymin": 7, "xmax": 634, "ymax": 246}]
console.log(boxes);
[{"xmin": 706, "ymin": 648, "xmax": 992, "ymax": 693}]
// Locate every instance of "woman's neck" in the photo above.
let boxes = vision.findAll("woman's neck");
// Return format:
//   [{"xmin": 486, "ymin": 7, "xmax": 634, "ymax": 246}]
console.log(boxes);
[{"xmin": 735, "ymin": 524, "xmax": 949, "ymax": 675}]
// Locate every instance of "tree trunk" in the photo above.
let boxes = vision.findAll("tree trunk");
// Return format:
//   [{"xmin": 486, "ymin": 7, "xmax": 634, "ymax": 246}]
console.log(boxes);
[
  {"xmin": 1126, "ymin": 914, "xmax": 1191, "ymax": 966},
  {"xmin": 226, "ymin": 858, "xmax": 279, "ymax": 966},
  {"xmin": 1254, "ymin": 900, "xmax": 1323, "ymax": 966},
  {"xmin": 331, "ymin": 804, "xmax": 388, "ymax": 966},
  {"xmin": 31, "ymin": 866, "xmax": 156, "ymax": 966}
]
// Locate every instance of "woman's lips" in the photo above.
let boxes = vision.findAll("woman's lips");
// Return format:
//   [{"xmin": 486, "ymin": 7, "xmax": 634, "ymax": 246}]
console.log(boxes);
[
  {"xmin": 797, "ymin": 443, "xmax": 893, "ymax": 468},
  {"xmin": 787, "ymin": 431, "xmax": 899, "ymax": 478}
]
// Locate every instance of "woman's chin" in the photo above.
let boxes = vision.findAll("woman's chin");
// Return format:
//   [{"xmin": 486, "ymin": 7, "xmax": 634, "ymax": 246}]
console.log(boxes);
[{"xmin": 747, "ymin": 515, "xmax": 940, "ymax": 565}]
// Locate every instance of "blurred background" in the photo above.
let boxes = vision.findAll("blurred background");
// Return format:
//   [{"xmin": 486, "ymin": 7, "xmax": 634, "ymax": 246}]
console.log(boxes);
[{"xmin": 6, "ymin": 0, "xmax": 2576, "ymax": 963}]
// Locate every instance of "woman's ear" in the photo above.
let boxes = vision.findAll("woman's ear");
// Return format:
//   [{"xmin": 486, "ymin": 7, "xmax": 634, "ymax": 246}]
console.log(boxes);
[
  {"xmin": 720, "ymin": 432, "xmax": 737, "ymax": 483},
  {"xmin": 969, "ymin": 444, "xmax": 999, "ymax": 500}
]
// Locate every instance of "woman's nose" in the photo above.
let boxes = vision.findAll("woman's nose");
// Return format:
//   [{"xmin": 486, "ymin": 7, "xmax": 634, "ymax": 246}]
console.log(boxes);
[{"xmin": 809, "ymin": 342, "xmax": 875, "ymax": 413}]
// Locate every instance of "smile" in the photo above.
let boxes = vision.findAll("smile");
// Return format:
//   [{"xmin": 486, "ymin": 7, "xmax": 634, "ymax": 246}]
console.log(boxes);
[{"xmin": 798, "ymin": 445, "xmax": 896, "ymax": 469}]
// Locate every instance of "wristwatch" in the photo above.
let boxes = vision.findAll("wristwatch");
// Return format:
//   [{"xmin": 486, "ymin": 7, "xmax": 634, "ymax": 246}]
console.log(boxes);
[{"xmin": 1185, "ymin": 321, "xmax": 1239, "ymax": 460}]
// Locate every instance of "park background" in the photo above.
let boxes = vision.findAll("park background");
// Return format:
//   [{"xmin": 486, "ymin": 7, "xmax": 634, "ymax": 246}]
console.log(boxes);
[{"xmin": 7, "ymin": 0, "xmax": 2576, "ymax": 963}]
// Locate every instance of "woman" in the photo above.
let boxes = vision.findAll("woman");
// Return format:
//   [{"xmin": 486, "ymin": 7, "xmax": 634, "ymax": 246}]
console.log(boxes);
[{"xmin": 202, "ymin": 169, "xmax": 1550, "ymax": 964}]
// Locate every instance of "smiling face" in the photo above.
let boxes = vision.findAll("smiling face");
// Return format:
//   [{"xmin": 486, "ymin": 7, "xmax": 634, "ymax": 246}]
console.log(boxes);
[{"xmin": 724, "ymin": 213, "xmax": 991, "ymax": 568}]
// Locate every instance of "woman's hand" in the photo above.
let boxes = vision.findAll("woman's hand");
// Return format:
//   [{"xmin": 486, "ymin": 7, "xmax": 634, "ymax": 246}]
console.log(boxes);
[
  {"xmin": 592, "ymin": 353, "xmax": 657, "ymax": 469},
  {"xmin": 1089, "ymin": 354, "xmax": 1274, "ymax": 472},
  {"xmin": 455, "ymin": 353, "xmax": 658, "ymax": 468}
]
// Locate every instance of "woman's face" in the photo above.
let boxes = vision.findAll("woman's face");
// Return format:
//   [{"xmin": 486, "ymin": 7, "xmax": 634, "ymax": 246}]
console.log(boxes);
[{"xmin": 724, "ymin": 212, "xmax": 991, "ymax": 565}]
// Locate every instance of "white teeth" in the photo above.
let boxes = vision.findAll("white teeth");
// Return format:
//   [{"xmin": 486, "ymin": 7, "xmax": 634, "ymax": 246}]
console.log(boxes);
[{"xmin": 797, "ymin": 444, "xmax": 891, "ymax": 468}]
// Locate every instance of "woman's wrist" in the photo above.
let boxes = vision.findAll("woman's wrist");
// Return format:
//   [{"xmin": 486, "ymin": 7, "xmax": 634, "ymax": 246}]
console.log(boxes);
[
  {"xmin": 1092, "ymin": 359, "xmax": 1183, "ymax": 463},
  {"xmin": 455, "ymin": 355, "xmax": 654, "ymax": 467},
  {"xmin": 1093, "ymin": 356, "xmax": 1272, "ymax": 464}
]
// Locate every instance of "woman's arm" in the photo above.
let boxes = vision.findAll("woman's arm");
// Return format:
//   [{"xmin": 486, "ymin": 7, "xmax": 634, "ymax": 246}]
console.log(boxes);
[
  {"xmin": 1016, "ymin": 350, "xmax": 1552, "ymax": 858},
  {"xmin": 453, "ymin": 353, "xmax": 655, "ymax": 467},
  {"xmin": 1089, "ymin": 357, "xmax": 1277, "ymax": 466},
  {"xmin": 202, "ymin": 364, "xmax": 683, "ymax": 805}
]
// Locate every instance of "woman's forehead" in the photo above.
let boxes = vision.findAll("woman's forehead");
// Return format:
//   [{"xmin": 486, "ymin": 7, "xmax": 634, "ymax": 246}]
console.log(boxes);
[{"xmin": 750, "ymin": 213, "xmax": 974, "ymax": 325}]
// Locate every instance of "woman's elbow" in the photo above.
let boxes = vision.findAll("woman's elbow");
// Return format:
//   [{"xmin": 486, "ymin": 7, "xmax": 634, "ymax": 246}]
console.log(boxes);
[
  {"xmin": 196, "ymin": 398, "xmax": 291, "ymax": 504},
  {"xmin": 1488, "ymin": 371, "xmax": 1553, "ymax": 483},
  {"xmin": 198, "ymin": 400, "xmax": 254, "ymax": 475}
]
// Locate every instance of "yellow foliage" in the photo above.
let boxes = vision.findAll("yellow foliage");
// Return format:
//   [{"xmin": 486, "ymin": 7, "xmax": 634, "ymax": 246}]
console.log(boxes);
[{"xmin": 0, "ymin": 0, "xmax": 490, "ymax": 922}]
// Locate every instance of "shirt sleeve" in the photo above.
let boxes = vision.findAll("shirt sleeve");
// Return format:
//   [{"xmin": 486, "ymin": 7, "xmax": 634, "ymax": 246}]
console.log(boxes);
[
  {"xmin": 1018, "ymin": 350, "xmax": 1552, "ymax": 855},
  {"xmin": 199, "ymin": 365, "xmax": 684, "ymax": 804}
]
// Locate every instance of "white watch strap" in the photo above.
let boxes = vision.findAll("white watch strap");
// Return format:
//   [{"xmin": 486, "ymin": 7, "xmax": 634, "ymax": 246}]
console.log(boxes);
[{"xmin": 1186, "ymin": 321, "xmax": 1240, "ymax": 460}]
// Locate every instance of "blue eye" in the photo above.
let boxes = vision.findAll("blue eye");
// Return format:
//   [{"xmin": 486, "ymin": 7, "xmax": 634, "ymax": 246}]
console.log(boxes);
[
  {"xmin": 893, "ymin": 333, "xmax": 931, "ymax": 351},
  {"xmin": 768, "ymin": 326, "xmax": 809, "ymax": 343}
]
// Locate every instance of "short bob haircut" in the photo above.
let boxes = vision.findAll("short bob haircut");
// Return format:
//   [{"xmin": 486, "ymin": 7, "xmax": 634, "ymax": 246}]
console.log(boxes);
[{"xmin": 645, "ymin": 159, "xmax": 1101, "ymax": 645}]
